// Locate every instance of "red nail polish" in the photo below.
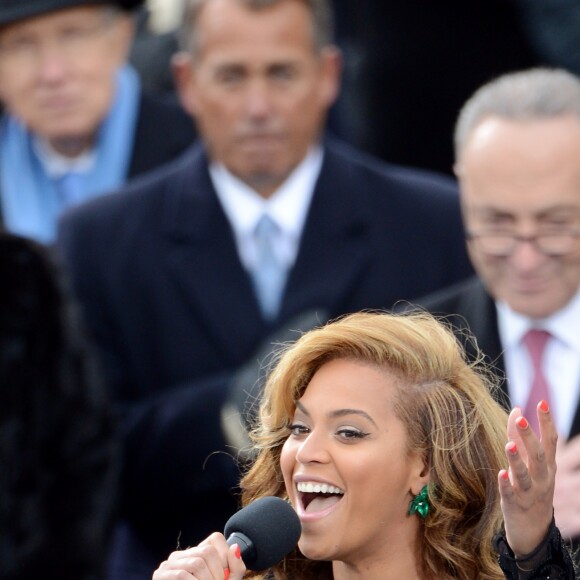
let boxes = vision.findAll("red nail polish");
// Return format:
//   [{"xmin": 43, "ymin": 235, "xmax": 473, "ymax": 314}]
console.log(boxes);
[
  {"xmin": 235, "ymin": 544, "xmax": 241, "ymax": 559},
  {"xmin": 507, "ymin": 441, "xmax": 517, "ymax": 454},
  {"xmin": 540, "ymin": 400, "xmax": 549, "ymax": 413},
  {"xmin": 500, "ymin": 469, "xmax": 509, "ymax": 481},
  {"xmin": 516, "ymin": 416, "xmax": 528, "ymax": 430},
  {"xmin": 224, "ymin": 569, "xmax": 230, "ymax": 580}
]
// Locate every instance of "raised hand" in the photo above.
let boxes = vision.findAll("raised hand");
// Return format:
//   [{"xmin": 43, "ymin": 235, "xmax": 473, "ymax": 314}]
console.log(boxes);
[
  {"xmin": 499, "ymin": 402, "xmax": 557, "ymax": 557},
  {"xmin": 152, "ymin": 533, "xmax": 246, "ymax": 580}
]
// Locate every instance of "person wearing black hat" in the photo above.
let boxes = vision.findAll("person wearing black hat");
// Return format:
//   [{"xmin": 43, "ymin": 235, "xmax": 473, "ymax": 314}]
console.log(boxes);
[{"xmin": 0, "ymin": 0, "xmax": 196, "ymax": 244}]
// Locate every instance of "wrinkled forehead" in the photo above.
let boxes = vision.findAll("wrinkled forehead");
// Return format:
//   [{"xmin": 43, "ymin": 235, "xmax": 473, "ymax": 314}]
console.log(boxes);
[{"xmin": 458, "ymin": 116, "xmax": 580, "ymax": 210}]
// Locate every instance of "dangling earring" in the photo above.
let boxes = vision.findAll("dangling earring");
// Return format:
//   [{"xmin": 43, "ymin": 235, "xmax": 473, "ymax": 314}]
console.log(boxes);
[{"xmin": 408, "ymin": 485, "xmax": 430, "ymax": 518}]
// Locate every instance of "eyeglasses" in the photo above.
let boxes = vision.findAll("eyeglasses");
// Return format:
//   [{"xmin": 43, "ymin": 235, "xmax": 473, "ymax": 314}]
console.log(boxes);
[
  {"xmin": 466, "ymin": 229, "xmax": 580, "ymax": 257},
  {"xmin": 0, "ymin": 11, "xmax": 115, "ymax": 67}
]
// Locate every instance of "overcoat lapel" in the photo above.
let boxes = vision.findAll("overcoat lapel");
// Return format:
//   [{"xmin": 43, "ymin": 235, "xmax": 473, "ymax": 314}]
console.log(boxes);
[
  {"xmin": 281, "ymin": 144, "xmax": 374, "ymax": 319},
  {"xmin": 157, "ymin": 143, "xmax": 375, "ymax": 360},
  {"xmin": 159, "ymin": 148, "xmax": 266, "ymax": 362},
  {"xmin": 449, "ymin": 280, "xmax": 511, "ymax": 408}
]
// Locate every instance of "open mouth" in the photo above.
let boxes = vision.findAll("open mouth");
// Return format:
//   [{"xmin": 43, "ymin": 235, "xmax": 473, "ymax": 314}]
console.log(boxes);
[{"xmin": 297, "ymin": 481, "xmax": 344, "ymax": 513}]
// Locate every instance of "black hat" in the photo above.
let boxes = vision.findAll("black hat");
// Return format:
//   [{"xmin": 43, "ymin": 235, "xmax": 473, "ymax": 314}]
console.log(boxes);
[{"xmin": 0, "ymin": 0, "xmax": 145, "ymax": 28}]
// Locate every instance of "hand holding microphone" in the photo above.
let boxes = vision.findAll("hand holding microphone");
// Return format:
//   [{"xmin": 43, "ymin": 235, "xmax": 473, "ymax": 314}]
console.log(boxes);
[
  {"xmin": 153, "ymin": 497, "xmax": 301, "ymax": 579},
  {"xmin": 223, "ymin": 496, "xmax": 301, "ymax": 570},
  {"xmin": 153, "ymin": 531, "xmax": 245, "ymax": 580}
]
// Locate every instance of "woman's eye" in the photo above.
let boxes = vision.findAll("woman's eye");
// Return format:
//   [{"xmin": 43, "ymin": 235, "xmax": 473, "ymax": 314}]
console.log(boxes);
[
  {"xmin": 337, "ymin": 428, "xmax": 368, "ymax": 441},
  {"xmin": 288, "ymin": 423, "xmax": 309, "ymax": 436}
]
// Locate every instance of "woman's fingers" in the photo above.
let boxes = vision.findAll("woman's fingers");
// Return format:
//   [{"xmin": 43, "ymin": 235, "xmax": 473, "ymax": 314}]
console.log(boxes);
[
  {"xmin": 152, "ymin": 533, "xmax": 243, "ymax": 580},
  {"xmin": 499, "ymin": 402, "xmax": 557, "ymax": 556},
  {"xmin": 509, "ymin": 402, "xmax": 556, "ymax": 480},
  {"xmin": 506, "ymin": 407, "xmax": 527, "ymax": 463},
  {"xmin": 505, "ymin": 436, "xmax": 533, "ymax": 493},
  {"xmin": 225, "ymin": 542, "xmax": 246, "ymax": 579},
  {"xmin": 155, "ymin": 549, "xmax": 222, "ymax": 579},
  {"xmin": 537, "ymin": 400, "xmax": 558, "ymax": 463},
  {"xmin": 506, "ymin": 409, "xmax": 554, "ymax": 498}
]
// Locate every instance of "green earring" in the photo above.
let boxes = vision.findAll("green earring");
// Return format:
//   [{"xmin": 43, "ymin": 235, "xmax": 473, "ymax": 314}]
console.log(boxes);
[{"xmin": 408, "ymin": 485, "xmax": 430, "ymax": 518}]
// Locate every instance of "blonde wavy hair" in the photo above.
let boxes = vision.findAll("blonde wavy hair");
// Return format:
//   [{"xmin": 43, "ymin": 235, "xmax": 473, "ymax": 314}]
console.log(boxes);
[{"xmin": 240, "ymin": 311, "xmax": 509, "ymax": 579}]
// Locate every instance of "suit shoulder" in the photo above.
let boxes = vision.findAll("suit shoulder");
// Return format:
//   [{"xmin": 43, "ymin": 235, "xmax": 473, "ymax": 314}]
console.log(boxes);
[
  {"xmin": 324, "ymin": 138, "xmax": 459, "ymax": 200},
  {"xmin": 409, "ymin": 277, "xmax": 485, "ymax": 314},
  {"xmin": 59, "ymin": 146, "xmax": 197, "ymax": 238}
]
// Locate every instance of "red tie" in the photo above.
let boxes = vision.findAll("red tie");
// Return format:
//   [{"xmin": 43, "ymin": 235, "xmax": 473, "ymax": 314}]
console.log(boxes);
[{"xmin": 522, "ymin": 329, "xmax": 551, "ymax": 437}]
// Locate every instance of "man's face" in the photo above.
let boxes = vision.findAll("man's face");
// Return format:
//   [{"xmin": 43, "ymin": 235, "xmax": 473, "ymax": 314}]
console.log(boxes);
[
  {"xmin": 0, "ymin": 5, "xmax": 134, "ymax": 153},
  {"xmin": 174, "ymin": 0, "xmax": 341, "ymax": 198},
  {"xmin": 457, "ymin": 115, "xmax": 580, "ymax": 319}
]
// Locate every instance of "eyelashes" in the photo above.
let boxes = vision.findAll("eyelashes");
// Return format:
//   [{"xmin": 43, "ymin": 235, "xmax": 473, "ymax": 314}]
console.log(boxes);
[
  {"xmin": 287, "ymin": 423, "xmax": 370, "ymax": 442},
  {"xmin": 337, "ymin": 428, "xmax": 370, "ymax": 441}
]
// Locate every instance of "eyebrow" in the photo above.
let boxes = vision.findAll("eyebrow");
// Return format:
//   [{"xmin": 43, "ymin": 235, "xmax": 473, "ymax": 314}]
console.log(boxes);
[
  {"xmin": 295, "ymin": 401, "xmax": 378, "ymax": 428},
  {"xmin": 470, "ymin": 204, "xmax": 580, "ymax": 219}
]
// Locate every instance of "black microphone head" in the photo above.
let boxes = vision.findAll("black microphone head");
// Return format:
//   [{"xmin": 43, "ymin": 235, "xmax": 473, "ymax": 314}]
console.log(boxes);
[{"xmin": 224, "ymin": 496, "xmax": 301, "ymax": 571}]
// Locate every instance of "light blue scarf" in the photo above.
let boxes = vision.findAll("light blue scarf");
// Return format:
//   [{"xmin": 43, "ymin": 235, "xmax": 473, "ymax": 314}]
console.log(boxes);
[{"xmin": 0, "ymin": 64, "xmax": 141, "ymax": 244}]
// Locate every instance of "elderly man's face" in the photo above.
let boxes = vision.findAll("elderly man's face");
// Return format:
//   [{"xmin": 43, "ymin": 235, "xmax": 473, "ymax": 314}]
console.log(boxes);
[
  {"xmin": 457, "ymin": 115, "xmax": 580, "ymax": 319},
  {"xmin": 174, "ymin": 0, "xmax": 340, "ymax": 198},
  {"xmin": 0, "ymin": 5, "xmax": 134, "ymax": 154}
]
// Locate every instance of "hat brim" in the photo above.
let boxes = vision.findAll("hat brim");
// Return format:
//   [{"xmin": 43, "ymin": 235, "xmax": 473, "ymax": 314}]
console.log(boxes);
[{"xmin": 0, "ymin": 0, "xmax": 144, "ymax": 28}]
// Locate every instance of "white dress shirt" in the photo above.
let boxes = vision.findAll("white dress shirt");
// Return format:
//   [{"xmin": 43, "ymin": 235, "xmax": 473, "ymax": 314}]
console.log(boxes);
[
  {"xmin": 209, "ymin": 146, "xmax": 323, "ymax": 274},
  {"xmin": 33, "ymin": 136, "xmax": 96, "ymax": 178},
  {"xmin": 497, "ymin": 290, "xmax": 580, "ymax": 438}
]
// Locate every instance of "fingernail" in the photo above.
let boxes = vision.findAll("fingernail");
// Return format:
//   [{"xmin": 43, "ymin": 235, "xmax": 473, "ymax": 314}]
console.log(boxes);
[
  {"xmin": 224, "ymin": 569, "xmax": 230, "ymax": 580},
  {"xmin": 235, "ymin": 544, "xmax": 241, "ymax": 559},
  {"xmin": 516, "ymin": 416, "xmax": 528, "ymax": 430},
  {"xmin": 500, "ymin": 469, "xmax": 509, "ymax": 481},
  {"xmin": 540, "ymin": 400, "xmax": 549, "ymax": 413},
  {"xmin": 507, "ymin": 441, "xmax": 517, "ymax": 455}
]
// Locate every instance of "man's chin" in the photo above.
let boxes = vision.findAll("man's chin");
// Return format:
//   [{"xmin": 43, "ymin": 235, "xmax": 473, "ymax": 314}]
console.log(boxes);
[
  {"xmin": 43, "ymin": 130, "xmax": 97, "ymax": 156},
  {"xmin": 507, "ymin": 294, "xmax": 565, "ymax": 320},
  {"xmin": 234, "ymin": 166, "xmax": 290, "ymax": 196}
]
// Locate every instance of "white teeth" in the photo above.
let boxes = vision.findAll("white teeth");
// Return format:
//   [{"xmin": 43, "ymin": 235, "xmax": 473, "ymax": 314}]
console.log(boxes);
[{"xmin": 296, "ymin": 482, "xmax": 344, "ymax": 495}]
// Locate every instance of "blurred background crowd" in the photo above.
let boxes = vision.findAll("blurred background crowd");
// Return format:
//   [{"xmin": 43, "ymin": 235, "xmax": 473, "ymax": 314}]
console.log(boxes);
[{"xmin": 2, "ymin": 0, "xmax": 580, "ymax": 578}]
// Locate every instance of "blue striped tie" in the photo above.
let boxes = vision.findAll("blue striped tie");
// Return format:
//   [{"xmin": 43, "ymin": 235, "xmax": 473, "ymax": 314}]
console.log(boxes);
[{"xmin": 251, "ymin": 214, "xmax": 287, "ymax": 319}]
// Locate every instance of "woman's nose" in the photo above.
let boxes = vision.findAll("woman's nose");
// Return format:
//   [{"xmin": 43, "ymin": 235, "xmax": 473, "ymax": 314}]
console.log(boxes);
[{"xmin": 295, "ymin": 430, "xmax": 330, "ymax": 465}]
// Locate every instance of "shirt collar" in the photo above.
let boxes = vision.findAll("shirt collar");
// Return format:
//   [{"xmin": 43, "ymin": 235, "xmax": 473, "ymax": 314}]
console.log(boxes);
[
  {"xmin": 497, "ymin": 289, "xmax": 580, "ymax": 352},
  {"xmin": 33, "ymin": 135, "xmax": 96, "ymax": 178},
  {"xmin": 209, "ymin": 146, "xmax": 324, "ymax": 237}
]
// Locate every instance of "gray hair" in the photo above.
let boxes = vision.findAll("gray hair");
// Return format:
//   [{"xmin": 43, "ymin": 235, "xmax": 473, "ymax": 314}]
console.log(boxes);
[
  {"xmin": 178, "ymin": 0, "xmax": 335, "ymax": 55},
  {"xmin": 454, "ymin": 68, "xmax": 580, "ymax": 161}
]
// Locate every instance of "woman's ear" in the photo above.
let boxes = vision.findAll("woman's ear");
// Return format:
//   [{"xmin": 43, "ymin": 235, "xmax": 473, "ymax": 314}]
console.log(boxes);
[{"xmin": 409, "ymin": 453, "xmax": 430, "ymax": 497}]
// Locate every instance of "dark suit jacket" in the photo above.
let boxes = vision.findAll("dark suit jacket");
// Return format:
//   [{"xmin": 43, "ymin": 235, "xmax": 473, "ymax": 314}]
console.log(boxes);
[
  {"xmin": 58, "ymin": 138, "xmax": 473, "ymax": 576},
  {"xmin": 413, "ymin": 276, "xmax": 580, "ymax": 438}
]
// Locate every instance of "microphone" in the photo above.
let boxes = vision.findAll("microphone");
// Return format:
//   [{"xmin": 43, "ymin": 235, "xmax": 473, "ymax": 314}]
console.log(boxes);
[{"xmin": 224, "ymin": 496, "xmax": 302, "ymax": 571}]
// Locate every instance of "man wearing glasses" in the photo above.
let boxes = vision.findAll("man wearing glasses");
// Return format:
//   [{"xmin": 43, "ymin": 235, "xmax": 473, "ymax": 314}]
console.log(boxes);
[
  {"xmin": 413, "ymin": 68, "xmax": 580, "ymax": 559},
  {"xmin": 0, "ymin": 0, "xmax": 195, "ymax": 244}
]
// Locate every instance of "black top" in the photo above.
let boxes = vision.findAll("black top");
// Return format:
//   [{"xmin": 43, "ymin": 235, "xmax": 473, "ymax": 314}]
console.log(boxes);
[{"xmin": 496, "ymin": 518, "xmax": 577, "ymax": 579}]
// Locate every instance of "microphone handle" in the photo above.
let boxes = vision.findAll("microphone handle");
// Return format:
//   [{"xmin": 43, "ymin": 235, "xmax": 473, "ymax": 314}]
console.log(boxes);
[{"xmin": 226, "ymin": 531, "xmax": 255, "ymax": 563}]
